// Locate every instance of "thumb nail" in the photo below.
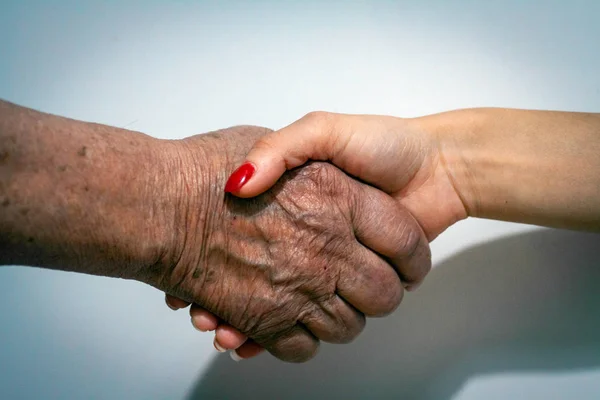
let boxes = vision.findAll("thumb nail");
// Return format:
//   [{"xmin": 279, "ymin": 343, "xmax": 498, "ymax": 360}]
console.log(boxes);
[{"xmin": 224, "ymin": 162, "xmax": 255, "ymax": 193}]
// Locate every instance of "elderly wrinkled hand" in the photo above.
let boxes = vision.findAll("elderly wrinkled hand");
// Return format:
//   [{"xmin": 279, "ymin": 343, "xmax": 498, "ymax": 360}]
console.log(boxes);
[
  {"xmin": 0, "ymin": 100, "xmax": 430, "ymax": 363},
  {"xmin": 159, "ymin": 126, "xmax": 430, "ymax": 362}
]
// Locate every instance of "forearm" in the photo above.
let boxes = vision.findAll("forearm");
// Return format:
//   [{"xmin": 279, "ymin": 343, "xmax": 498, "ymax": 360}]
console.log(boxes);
[
  {"xmin": 429, "ymin": 108, "xmax": 600, "ymax": 231},
  {"xmin": 0, "ymin": 100, "xmax": 172, "ymax": 281}
]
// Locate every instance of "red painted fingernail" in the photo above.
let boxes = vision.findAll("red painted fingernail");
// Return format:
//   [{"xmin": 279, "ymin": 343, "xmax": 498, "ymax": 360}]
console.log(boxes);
[{"xmin": 224, "ymin": 162, "xmax": 255, "ymax": 193}]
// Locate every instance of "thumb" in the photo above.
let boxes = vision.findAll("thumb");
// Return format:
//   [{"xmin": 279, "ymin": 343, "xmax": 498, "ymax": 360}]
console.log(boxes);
[{"xmin": 225, "ymin": 112, "xmax": 339, "ymax": 198}]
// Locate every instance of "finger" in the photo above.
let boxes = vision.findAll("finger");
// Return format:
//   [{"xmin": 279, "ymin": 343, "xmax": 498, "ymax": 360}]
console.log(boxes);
[
  {"xmin": 336, "ymin": 242, "xmax": 404, "ymax": 317},
  {"xmin": 190, "ymin": 304, "xmax": 218, "ymax": 332},
  {"xmin": 214, "ymin": 324, "xmax": 248, "ymax": 350},
  {"xmin": 224, "ymin": 112, "xmax": 339, "ymax": 197},
  {"xmin": 231, "ymin": 340, "xmax": 265, "ymax": 361},
  {"xmin": 302, "ymin": 297, "xmax": 366, "ymax": 344},
  {"xmin": 261, "ymin": 325, "xmax": 320, "ymax": 363},
  {"xmin": 165, "ymin": 294, "xmax": 191, "ymax": 310},
  {"xmin": 351, "ymin": 183, "xmax": 432, "ymax": 287}
]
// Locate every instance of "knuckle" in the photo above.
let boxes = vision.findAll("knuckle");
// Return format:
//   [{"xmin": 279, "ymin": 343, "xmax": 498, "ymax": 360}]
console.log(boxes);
[
  {"xmin": 378, "ymin": 285, "xmax": 404, "ymax": 317},
  {"xmin": 271, "ymin": 337, "xmax": 320, "ymax": 363},
  {"xmin": 317, "ymin": 233, "xmax": 349, "ymax": 261},
  {"xmin": 301, "ymin": 111, "xmax": 340, "ymax": 159},
  {"xmin": 252, "ymin": 136, "xmax": 278, "ymax": 153},
  {"xmin": 370, "ymin": 271, "xmax": 404, "ymax": 317},
  {"xmin": 398, "ymin": 222, "xmax": 422, "ymax": 258},
  {"xmin": 396, "ymin": 224, "xmax": 432, "ymax": 284},
  {"xmin": 230, "ymin": 125, "xmax": 274, "ymax": 136},
  {"xmin": 246, "ymin": 310, "xmax": 298, "ymax": 343},
  {"xmin": 301, "ymin": 160, "xmax": 332, "ymax": 177},
  {"xmin": 288, "ymin": 345, "xmax": 319, "ymax": 363},
  {"xmin": 297, "ymin": 162, "xmax": 345, "ymax": 195},
  {"xmin": 303, "ymin": 110, "xmax": 334, "ymax": 127},
  {"xmin": 409, "ymin": 241, "xmax": 433, "ymax": 284},
  {"xmin": 307, "ymin": 304, "xmax": 365, "ymax": 344},
  {"xmin": 337, "ymin": 315, "xmax": 365, "ymax": 344}
]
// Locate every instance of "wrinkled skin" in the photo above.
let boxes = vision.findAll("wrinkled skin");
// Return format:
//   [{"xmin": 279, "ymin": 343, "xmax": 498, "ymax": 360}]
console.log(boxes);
[{"xmin": 153, "ymin": 126, "xmax": 431, "ymax": 362}]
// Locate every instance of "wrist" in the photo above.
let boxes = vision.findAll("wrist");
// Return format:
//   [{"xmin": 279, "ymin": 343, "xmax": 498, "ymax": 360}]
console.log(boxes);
[
  {"xmin": 422, "ymin": 108, "xmax": 488, "ymax": 219},
  {"xmin": 426, "ymin": 108, "xmax": 600, "ymax": 230},
  {"xmin": 146, "ymin": 136, "xmax": 217, "ymax": 292},
  {"xmin": 145, "ymin": 129, "xmax": 257, "ymax": 297},
  {"xmin": 400, "ymin": 111, "xmax": 478, "ymax": 237},
  {"xmin": 73, "ymin": 133, "xmax": 178, "ymax": 283},
  {"xmin": 145, "ymin": 126, "xmax": 273, "ymax": 297}
]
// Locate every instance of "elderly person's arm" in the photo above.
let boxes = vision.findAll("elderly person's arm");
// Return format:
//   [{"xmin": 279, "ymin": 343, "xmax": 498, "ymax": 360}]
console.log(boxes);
[{"xmin": 0, "ymin": 100, "xmax": 430, "ymax": 362}]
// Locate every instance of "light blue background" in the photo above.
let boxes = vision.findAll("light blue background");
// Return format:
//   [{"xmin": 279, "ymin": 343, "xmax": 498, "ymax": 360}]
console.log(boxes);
[{"xmin": 1, "ymin": 1, "xmax": 599, "ymax": 399}]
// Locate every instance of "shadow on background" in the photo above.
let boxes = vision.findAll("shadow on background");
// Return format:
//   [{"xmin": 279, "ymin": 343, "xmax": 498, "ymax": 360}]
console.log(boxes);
[{"xmin": 188, "ymin": 229, "xmax": 600, "ymax": 399}]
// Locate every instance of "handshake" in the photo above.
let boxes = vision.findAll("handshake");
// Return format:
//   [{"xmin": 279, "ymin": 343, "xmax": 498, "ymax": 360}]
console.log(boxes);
[
  {"xmin": 2, "ymin": 101, "xmax": 598, "ymax": 363},
  {"xmin": 160, "ymin": 113, "xmax": 446, "ymax": 362}
]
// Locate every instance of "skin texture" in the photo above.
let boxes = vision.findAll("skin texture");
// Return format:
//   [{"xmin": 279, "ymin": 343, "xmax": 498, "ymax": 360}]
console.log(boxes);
[
  {"xmin": 181, "ymin": 108, "xmax": 600, "ymax": 359},
  {"xmin": 172, "ymin": 113, "xmax": 463, "ymax": 357},
  {"xmin": 160, "ymin": 127, "xmax": 432, "ymax": 362},
  {"xmin": 0, "ymin": 101, "xmax": 432, "ymax": 363},
  {"xmin": 0, "ymin": 101, "xmax": 168, "ymax": 279}
]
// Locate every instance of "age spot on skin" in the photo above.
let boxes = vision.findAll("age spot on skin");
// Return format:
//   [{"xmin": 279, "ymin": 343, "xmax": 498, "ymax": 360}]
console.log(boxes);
[
  {"xmin": 205, "ymin": 269, "xmax": 216, "ymax": 283},
  {"xmin": 20, "ymin": 208, "xmax": 29, "ymax": 216},
  {"xmin": 1, "ymin": 198, "xmax": 9, "ymax": 207},
  {"xmin": 192, "ymin": 266, "xmax": 204, "ymax": 279},
  {"xmin": 0, "ymin": 151, "xmax": 9, "ymax": 164},
  {"xmin": 58, "ymin": 165, "xmax": 67, "ymax": 172},
  {"xmin": 77, "ymin": 146, "xmax": 88, "ymax": 157}
]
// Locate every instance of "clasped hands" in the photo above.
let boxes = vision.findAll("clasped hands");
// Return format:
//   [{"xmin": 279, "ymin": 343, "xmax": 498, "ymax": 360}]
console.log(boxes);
[
  {"xmin": 3, "ymin": 101, "xmax": 597, "ymax": 363},
  {"xmin": 160, "ymin": 112, "xmax": 466, "ymax": 362}
]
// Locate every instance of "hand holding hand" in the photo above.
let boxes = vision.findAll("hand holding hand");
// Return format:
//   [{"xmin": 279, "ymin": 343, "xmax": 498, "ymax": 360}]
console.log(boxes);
[
  {"xmin": 226, "ymin": 112, "xmax": 467, "ymax": 240},
  {"xmin": 161, "ymin": 126, "xmax": 430, "ymax": 362}
]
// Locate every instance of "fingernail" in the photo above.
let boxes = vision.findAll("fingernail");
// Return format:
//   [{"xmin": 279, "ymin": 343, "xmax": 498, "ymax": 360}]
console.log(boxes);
[
  {"xmin": 405, "ymin": 282, "xmax": 422, "ymax": 292},
  {"xmin": 230, "ymin": 351, "xmax": 243, "ymax": 362},
  {"xmin": 224, "ymin": 162, "xmax": 255, "ymax": 193},
  {"xmin": 191, "ymin": 317, "xmax": 207, "ymax": 332},
  {"xmin": 166, "ymin": 299, "xmax": 177, "ymax": 311},
  {"xmin": 214, "ymin": 339, "xmax": 226, "ymax": 353}
]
